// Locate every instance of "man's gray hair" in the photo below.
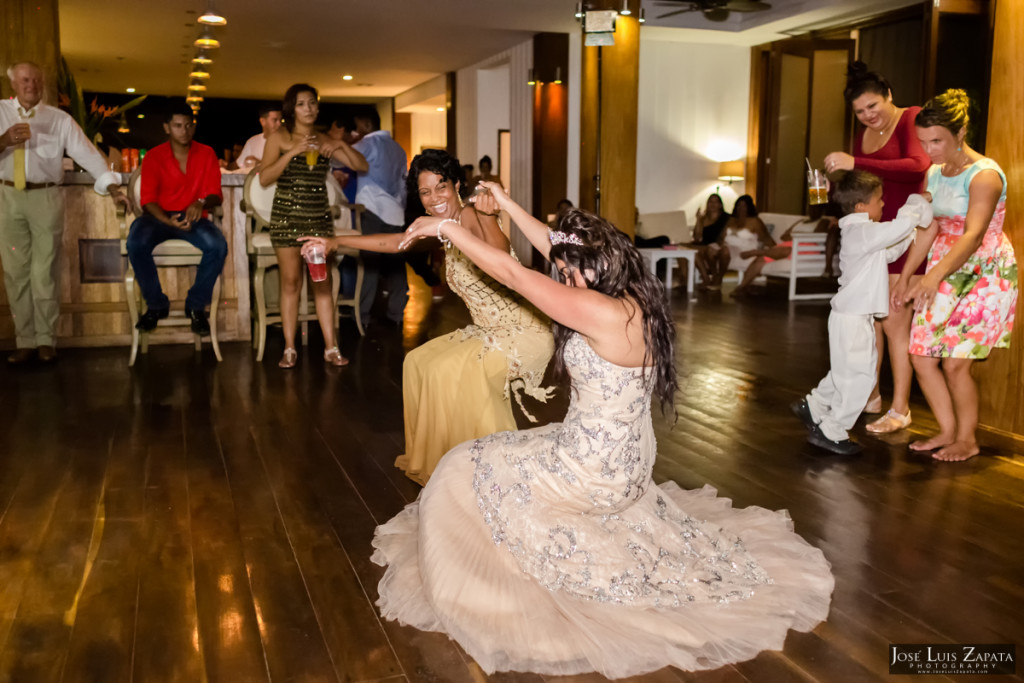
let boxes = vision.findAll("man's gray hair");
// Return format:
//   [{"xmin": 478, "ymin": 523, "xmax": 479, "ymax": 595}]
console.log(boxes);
[{"xmin": 6, "ymin": 61, "xmax": 43, "ymax": 82}]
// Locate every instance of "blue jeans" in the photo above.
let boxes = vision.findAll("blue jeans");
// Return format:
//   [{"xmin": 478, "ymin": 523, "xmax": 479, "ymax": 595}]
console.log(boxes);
[{"xmin": 126, "ymin": 213, "xmax": 228, "ymax": 311}]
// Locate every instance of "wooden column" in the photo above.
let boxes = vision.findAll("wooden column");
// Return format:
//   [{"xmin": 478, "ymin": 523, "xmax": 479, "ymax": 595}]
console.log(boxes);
[
  {"xmin": 1, "ymin": 0, "xmax": 60, "ymax": 104},
  {"xmin": 532, "ymin": 33, "xmax": 569, "ymax": 222},
  {"xmin": 578, "ymin": 0, "xmax": 641, "ymax": 237},
  {"xmin": 975, "ymin": 0, "xmax": 1024, "ymax": 450}
]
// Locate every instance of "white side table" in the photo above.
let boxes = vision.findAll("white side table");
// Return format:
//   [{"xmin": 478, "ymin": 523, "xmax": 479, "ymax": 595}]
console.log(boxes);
[{"xmin": 638, "ymin": 247, "xmax": 697, "ymax": 300}]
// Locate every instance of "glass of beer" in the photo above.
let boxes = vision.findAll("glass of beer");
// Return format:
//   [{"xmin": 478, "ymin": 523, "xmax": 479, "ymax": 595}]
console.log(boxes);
[
  {"xmin": 304, "ymin": 243, "xmax": 327, "ymax": 282},
  {"xmin": 305, "ymin": 147, "xmax": 319, "ymax": 170},
  {"xmin": 807, "ymin": 169, "xmax": 828, "ymax": 206}
]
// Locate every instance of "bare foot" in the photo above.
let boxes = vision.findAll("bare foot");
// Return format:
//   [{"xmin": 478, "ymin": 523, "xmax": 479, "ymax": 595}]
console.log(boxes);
[
  {"xmin": 932, "ymin": 441, "xmax": 980, "ymax": 462},
  {"xmin": 909, "ymin": 434, "xmax": 954, "ymax": 452}
]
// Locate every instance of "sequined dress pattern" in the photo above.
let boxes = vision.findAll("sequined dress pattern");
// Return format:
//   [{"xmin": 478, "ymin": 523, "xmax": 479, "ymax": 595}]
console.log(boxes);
[
  {"xmin": 373, "ymin": 334, "xmax": 834, "ymax": 677},
  {"xmin": 396, "ymin": 243, "xmax": 554, "ymax": 485},
  {"xmin": 269, "ymin": 154, "xmax": 333, "ymax": 247}
]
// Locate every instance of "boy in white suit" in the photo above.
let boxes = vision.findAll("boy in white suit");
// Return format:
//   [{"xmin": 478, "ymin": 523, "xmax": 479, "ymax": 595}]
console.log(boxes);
[{"xmin": 792, "ymin": 170, "xmax": 933, "ymax": 454}]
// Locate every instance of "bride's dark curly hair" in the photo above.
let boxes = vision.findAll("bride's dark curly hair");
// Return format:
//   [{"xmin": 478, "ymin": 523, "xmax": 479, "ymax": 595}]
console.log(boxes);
[{"xmin": 549, "ymin": 210, "xmax": 678, "ymax": 414}]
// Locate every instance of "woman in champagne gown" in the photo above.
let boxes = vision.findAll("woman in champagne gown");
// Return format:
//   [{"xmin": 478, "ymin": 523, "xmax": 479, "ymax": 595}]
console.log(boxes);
[
  {"xmin": 301, "ymin": 150, "xmax": 553, "ymax": 484},
  {"xmin": 370, "ymin": 184, "xmax": 835, "ymax": 678}
]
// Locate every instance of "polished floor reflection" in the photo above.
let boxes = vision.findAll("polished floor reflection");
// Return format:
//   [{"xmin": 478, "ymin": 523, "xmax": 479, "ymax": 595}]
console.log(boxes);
[{"xmin": 1, "ymin": 280, "xmax": 1022, "ymax": 682}]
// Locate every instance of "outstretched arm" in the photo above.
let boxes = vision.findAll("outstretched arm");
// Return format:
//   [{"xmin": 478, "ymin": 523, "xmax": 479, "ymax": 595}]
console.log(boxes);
[
  {"xmin": 400, "ymin": 215, "xmax": 623, "ymax": 341},
  {"xmin": 477, "ymin": 181, "xmax": 555, "ymax": 262}
]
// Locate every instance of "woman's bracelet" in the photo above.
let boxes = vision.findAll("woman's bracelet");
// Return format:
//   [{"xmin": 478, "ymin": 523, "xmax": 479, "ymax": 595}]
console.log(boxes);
[{"xmin": 437, "ymin": 218, "xmax": 459, "ymax": 246}]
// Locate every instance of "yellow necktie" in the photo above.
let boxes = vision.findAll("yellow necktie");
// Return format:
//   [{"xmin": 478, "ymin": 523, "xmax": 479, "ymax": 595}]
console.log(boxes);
[
  {"xmin": 13, "ymin": 147, "xmax": 26, "ymax": 190},
  {"xmin": 13, "ymin": 107, "xmax": 34, "ymax": 191}
]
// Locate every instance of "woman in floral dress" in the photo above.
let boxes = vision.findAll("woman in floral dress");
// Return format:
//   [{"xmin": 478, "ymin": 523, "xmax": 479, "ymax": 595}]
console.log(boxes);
[{"xmin": 893, "ymin": 89, "xmax": 1017, "ymax": 462}]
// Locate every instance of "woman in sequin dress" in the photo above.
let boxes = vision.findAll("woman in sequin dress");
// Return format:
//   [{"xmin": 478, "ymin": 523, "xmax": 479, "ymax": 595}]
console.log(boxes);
[
  {"xmin": 368, "ymin": 185, "xmax": 834, "ymax": 678},
  {"xmin": 893, "ymin": 90, "xmax": 1017, "ymax": 462},
  {"xmin": 259, "ymin": 83, "xmax": 367, "ymax": 368},
  {"xmin": 300, "ymin": 150, "xmax": 554, "ymax": 484}
]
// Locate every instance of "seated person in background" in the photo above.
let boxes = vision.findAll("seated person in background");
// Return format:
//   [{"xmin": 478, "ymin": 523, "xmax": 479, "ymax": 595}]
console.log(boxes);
[
  {"xmin": 633, "ymin": 207, "xmax": 671, "ymax": 249},
  {"xmin": 730, "ymin": 204, "xmax": 838, "ymax": 297},
  {"xmin": 126, "ymin": 102, "xmax": 227, "ymax": 335},
  {"xmin": 702, "ymin": 195, "xmax": 773, "ymax": 290},
  {"xmin": 690, "ymin": 193, "xmax": 730, "ymax": 288}
]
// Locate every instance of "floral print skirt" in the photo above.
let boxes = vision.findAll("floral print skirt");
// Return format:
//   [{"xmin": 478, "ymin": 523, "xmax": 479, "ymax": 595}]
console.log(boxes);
[{"xmin": 910, "ymin": 212, "xmax": 1018, "ymax": 359}]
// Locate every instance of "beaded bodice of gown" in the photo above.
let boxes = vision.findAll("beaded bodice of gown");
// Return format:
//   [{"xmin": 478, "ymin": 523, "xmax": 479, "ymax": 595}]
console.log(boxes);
[
  {"xmin": 444, "ymin": 243, "xmax": 549, "ymax": 333},
  {"xmin": 470, "ymin": 334, "xmax": 772, "ymax": 607}
]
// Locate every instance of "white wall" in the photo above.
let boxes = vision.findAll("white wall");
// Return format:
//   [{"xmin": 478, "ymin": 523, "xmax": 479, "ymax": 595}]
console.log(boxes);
[
  {"xmin": 410, "ymin": 111, "xmax": 447, "ymax": 156},
  {"xmin": 635, "ymin": 37, "xmax": 751, "ymax": 217},
  {"xmin": 456, "ymin": 40, "xmax": 534, "ymax": 264},
  {"xmin": 475, "ymin": 67, "xmax": 510, "ymax": 170}
]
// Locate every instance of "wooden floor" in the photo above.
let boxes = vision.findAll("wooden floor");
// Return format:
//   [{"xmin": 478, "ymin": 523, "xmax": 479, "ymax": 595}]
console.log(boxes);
[{"xmin": 1, "ymin": 278, "xmax": 1022, "ymax": 683}]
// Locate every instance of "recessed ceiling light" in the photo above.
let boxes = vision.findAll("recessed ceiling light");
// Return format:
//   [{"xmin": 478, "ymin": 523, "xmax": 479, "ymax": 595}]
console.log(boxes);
[
  {"xmin": 342, "ymin": 75, "xmax": 353, "ymax": 81},
  {"xmin": 194, "ymin": 28, "xmax": 220, "ymax": 48},
  {"xmin": 198, "ymin": 8, "xmax": 227, "ymax": 26},
  {"xmin": 126, "ymin": 87, "xmax": 136, "ymax": 93},
  {"xmin": 436, "ymin": 107, "xmax": 445, "ymax": 112}
]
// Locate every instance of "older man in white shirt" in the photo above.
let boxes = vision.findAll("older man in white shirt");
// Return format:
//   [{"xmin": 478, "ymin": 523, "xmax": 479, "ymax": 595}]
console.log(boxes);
[{"xmin": 0, "ymin": 61, "xmax": 126, "ymax": 364}]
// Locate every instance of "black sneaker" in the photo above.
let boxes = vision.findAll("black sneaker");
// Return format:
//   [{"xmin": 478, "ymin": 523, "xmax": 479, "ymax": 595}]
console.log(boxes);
[
  {"xmin": 790, "ymin": 398, "xmax": 817, "ymax": 432},
  {"xmin": 185, "ymin": 307, "xmax": 210, "ymax": 336},
  {"xmin": 136, "ymin": 308, "xmax": 169, "ymax": 331},
  {"xmin": 807, "ymin": 424, "xmax": 864, "ymax": 455}
]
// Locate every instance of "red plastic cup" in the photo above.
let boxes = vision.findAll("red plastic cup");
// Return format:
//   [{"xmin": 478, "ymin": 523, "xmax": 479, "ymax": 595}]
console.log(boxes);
[{"xmin": 304, "ymin": 243, "xmax": 327, "ymax": 282}]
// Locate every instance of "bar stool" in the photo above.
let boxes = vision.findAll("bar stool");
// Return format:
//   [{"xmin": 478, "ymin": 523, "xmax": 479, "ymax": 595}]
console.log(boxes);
[
  {"xmin": 241, "ymin": 170, "xmax": 364, "ymax": 362},
  {"xmin": 117, "ymin": 168, "xmax": 223, "ymax": 366}
]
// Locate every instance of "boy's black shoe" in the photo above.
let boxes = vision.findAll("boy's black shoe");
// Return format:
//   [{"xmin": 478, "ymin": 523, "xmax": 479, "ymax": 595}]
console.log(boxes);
[
  {"xmin": 136, "ymin": 308, "xmax": 169, "ymax": 331},
  {"xmin": 807, "ymin": 424, "xmax": 864, "ymax": 455},
  {"xmin": 185, "ymin": 308, "xmax": 211, "ymax": 336},
  {"xmin": 790, "ymin": 398, "xmax": 817, "ymax": 432}
]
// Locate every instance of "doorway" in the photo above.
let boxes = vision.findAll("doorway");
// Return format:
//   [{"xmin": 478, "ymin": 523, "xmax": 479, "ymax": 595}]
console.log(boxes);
[{"xmin": 756, "ymin": 39, "xmax": 855, "ymax": 214}]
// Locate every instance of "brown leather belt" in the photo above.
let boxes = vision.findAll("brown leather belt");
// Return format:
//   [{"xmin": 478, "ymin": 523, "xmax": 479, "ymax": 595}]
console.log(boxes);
[{"xmin": 0, "ymin": 179, "xmax": 59, "ymax": 190}]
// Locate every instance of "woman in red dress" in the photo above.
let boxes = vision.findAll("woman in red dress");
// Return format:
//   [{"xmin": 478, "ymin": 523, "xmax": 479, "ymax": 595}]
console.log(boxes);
[{"xmin": 824, "ymin": 62, "xmax": 930, "ymax": 434}]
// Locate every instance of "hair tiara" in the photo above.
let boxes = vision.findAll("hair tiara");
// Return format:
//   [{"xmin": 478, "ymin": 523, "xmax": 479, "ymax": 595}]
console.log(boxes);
[{"xmin": 549, "ymin": 230, "xmax": 585, "ymax": 247}]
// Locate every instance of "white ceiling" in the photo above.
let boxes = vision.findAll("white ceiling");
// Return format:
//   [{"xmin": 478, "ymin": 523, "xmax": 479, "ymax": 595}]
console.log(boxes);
[{"xmin": 58, "ymin": 0, "xmax": 922, "ymax": 103}]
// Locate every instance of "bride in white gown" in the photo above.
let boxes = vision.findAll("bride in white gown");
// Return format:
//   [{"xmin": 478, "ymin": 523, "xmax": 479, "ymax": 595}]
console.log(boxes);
[{"xmin": 373, "ymin": 183, "xmax": 834, "ymax": 678}]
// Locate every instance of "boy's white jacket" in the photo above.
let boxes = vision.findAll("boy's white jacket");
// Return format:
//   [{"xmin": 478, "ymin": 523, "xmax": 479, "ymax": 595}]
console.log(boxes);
[{"xmin": 832, "ymin": 194, "xmax": 933, "ymax": 316}]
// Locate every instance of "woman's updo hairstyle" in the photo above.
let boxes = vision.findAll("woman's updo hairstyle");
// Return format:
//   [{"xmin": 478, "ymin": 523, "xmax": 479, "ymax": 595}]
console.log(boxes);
[
  {"xmin": 915, "ymin": 88, "xmax": 970, "ymax": 136},
  {"xmin": 843, "ymin": 61, "xmax": 892, "ymax": 104}
]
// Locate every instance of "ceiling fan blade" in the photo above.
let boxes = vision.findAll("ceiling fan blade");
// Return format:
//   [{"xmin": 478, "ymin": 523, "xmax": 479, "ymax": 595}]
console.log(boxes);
[
  {"xmin": 656, "ymin": 8, "xmax": 698, "ymax": 18},
  {"xmin": 702, "ymin": 7, "xmax": 731, "ymax": 21},
  {"xmin": 722, "ymin": 0, "xmax": 771, "ymax": 11}
]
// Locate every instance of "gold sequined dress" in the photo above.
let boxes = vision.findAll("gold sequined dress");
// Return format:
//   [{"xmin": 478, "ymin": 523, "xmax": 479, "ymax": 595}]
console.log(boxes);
[
  {"xmin": 395, "ymin": 242, "xmax": 554, "ymax": 485},
  {"xmin": 373, "ymin": 333, "xmax": 834, "ymax": 677},
  {"xmin": 269, "ymin": 154, "xmax": 333, "ymax": 247}
]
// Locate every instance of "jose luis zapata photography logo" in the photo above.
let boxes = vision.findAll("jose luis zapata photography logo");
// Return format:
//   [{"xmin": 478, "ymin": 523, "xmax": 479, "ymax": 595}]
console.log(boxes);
[{"xmin": 889, "ymin": 644, "xmax": 1016, "ymax": 675}]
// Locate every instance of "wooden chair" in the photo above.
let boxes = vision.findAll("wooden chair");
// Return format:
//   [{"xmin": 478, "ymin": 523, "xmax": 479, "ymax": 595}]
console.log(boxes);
[
  {"xmin": 241, "ymin": 170, "xmax": 364, "ymax": 362},
  {"xmin": 117, "ymin": 168, "xmax": 223, "ymax": 366}
]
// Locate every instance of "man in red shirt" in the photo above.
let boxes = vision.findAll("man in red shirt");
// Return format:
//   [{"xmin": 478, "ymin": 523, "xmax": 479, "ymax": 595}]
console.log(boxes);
[{"xmin": 126, "ymin": 102, "xmax": 226, "ymax": 335}]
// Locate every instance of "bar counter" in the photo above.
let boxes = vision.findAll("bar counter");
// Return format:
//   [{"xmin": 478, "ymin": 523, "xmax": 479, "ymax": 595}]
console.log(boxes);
[{"xmin": 0, "ymin": 171, "xmax": 251, "ymax": 349}]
